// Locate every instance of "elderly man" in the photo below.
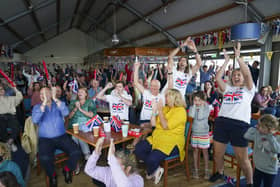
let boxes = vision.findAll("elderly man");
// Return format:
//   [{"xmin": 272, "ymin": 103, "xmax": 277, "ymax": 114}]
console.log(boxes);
[{"xmin": 32, "ymin": 87, "xmax": 81, "ymax": 187}]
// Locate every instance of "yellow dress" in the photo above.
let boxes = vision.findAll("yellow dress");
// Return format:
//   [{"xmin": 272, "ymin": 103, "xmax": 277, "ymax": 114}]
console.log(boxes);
[{"xmin": 147, "ymin": 106, "xmax": 187, "ymax": 161}]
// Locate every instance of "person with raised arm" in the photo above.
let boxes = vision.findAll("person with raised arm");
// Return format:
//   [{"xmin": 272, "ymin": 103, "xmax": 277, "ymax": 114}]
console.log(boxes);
[
  {"xmin": 165, "ymin": 37, "xmax": 202, "ymax": 100},
  {"xmin": 84, "ymin": 138, "xmax": 144, "ymax": 187},
  {"xmin": 96, "ymin": 81, "xmax": 132, "ymax": 121},
  {"xmin": 209, "ymin": 43, "xmax": 254, "ymax": 187}
]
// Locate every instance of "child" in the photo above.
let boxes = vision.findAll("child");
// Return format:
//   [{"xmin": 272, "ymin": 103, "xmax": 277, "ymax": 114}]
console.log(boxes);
[
  {"xmin": 84, "ymin": 138, "xmax": 144, "ymax": 187},
  {"xmin": 189, "ymin": 91, "xmax": 211, "ymax": 179},
  {"xmin": 244, "ymin": 114, "xmax": 280, "ymax": 187}
]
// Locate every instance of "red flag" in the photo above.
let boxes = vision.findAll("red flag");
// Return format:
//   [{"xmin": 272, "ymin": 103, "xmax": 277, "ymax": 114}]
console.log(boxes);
[
  {"xmin": 42, "ymin": 60, "xmax": 49, "ymax": 80},
  {"xmin": 119, "ymin": 72, "xmax": 123, "ymax": 81},
  {"xmin": 94, "ymin": 69, "xmax": 96, "ymax": 80},
  {"xmin": 0, "ymin": 69, "xmax": 15, "ymax": 87}
]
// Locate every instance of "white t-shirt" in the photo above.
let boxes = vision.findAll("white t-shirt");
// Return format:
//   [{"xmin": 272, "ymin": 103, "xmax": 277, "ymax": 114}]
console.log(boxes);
[
  {"xmin": 105, "ymin": 93, "xmax": 132, "ymax": 120},
  {"xmin": 218, "ymin": 85, "xmax": 255, "ymax": 124},
  {"xmin": 140, "ymin": 90, "xmax": 165, "ymax": 121},
  {"xmin": 172, "ymin": 67, "xmax": 192, "ymax": 98}
]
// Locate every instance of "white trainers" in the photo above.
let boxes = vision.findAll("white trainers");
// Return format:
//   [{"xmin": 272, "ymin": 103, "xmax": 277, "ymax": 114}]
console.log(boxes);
[{"xmin": 154, "ymin": 167, "xmax": 164, "ymax": 184}]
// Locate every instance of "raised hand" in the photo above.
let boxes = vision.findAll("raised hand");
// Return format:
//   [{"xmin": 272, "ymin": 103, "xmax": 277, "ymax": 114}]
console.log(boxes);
[
  {"xmin": 94, "ymin": 137, "xmax": 104, "ymax": 155},
  {"xmin": 51, "ymin": 87, "xmax": 57, "ymax": 101},
  {"xmin": 185, "ymin": 37, "xmax": 198, "ymax": 52},
  {"xmin": 42, "ymin": 89, "xmax": 48, "ymax": 105},
  {"xmin": 106, "ymin": 82, "xmax": 113, "ymax": 89},
  {"xmin": 134, "ymin": 61, "xmax": 140, "ymax": 70},
  {"xmin": 234, "ymin": 42, "xmax": 241, "ymax": 57}
]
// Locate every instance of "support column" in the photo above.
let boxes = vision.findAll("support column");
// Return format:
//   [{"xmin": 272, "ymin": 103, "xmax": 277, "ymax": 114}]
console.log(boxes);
[
  {"xmin": 259, "ymin": 32, "xmax": 272, "ymax": 89},
  {"xmin": 270, "ymin": 42, "xmax": 280, "ymax": 89}
]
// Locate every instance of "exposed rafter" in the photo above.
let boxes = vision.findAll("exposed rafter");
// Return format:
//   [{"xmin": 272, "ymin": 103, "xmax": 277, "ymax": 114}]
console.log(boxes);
[
  {"xmin": 87, "ymin": 0, "xmax": 129, "ymax": 33},
  {"xmin": 0, "ymin": 17, "xmax": 33, "ymax": 49},
  {"xmin": 116, "ymin": 0, "xmax": 176, "ymax": 35},
  {"xmin": 22, "ymin": 0, "xmax": 47, "ymax": 41},
  {"xmin": 116, "ymin": 0, "xmax": 178, "ymax": 47},
  {"xmin": 69, "ymin": 0, "xmax": 81, "ymax": 29},
  {"xmin": 56, "ymin": 0, "xmax": 61, "ymax": 35},
  {"xmin": 76, "ymin": 0, "xmax": 96, "ymax": 29},
  {"xmin": 0, "ymin": 0, "xmax": 56, "ymax": 27},
  {"xmin": 119, "ymin": 2, "xmax": 245, "ymax": 46}
]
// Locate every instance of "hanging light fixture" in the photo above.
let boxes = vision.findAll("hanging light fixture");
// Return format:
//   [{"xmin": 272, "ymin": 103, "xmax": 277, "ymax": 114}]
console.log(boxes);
[
  {"xmin": 112, "ymin": 4, "xmax": 119, "ymax": 45},
  {"xmin": 231, "ymin": 0, "xmax": 260, "ymax": 41}
]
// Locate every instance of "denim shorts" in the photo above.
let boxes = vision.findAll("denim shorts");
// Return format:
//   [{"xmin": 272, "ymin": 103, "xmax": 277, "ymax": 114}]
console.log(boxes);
[{"xmin": 213, "ymin": 117, "xmax": 250, "ymax": 147}]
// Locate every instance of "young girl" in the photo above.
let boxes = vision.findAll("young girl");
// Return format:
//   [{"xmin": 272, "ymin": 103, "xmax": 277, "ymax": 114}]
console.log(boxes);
[
  {"xmin": 84, "ymin": 138, "xmax": 144, "ymax": 187},
  {"xmin": 189, "ymin": 91, "xmax": 211, "ymax": 179},
  {"xmin": 244, "ymin": 114, "xmax": 280, "ymax": 187}
]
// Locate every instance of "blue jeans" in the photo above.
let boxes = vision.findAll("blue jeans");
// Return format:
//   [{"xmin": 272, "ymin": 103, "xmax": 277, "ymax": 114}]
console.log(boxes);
[
  {"xmin": 134, "ymin": 140, "xmax": 179, "ymax": 175},
  {"xmin": 38, "ymin": 134, "xmax": 82, "ymax": 177},
  {"xmin": 253, "ymin": 168, "xmax": 276, "ymax": 187},
  {"xmin": 72, "ymin": 136, "xmax": 90, "ymax": 158}
]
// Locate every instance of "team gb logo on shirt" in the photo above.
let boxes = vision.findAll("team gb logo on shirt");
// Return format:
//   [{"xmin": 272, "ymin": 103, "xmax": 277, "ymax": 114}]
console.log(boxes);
[
  {"xmin": 223, "ymin": 88, "xmax": 243, "ymax": 104},
  {"xmin": 175, "ymin": 78, "xmax": 187, "ymax": 88},
  {"xmin": 112, "ymin": 103, "xmax": 124, "ymax": 112}
]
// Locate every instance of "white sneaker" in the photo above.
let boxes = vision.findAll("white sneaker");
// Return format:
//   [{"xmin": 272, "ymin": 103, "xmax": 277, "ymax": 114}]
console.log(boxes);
[
  {"xmin": 146, "ymin": 173, "xmax": 153, "ymax": 180},
  {"xmin": 154, "ymin": 167, "xmax": 164, "ymax": 184}
]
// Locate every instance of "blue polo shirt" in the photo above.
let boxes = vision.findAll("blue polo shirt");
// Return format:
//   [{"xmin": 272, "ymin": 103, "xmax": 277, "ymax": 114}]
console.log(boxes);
[{"xmin": 32, "ymin": 101, "xmax": 69, "ymax": 138}]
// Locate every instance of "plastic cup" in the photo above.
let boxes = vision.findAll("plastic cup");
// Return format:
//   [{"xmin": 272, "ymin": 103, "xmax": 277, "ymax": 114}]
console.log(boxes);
[
  {"xmin": 93, "ymin": 126, "xmax": 100, "ymax": 137},
  {"xmin": 122, "ymin": 122, "xmax": 129, "ymax": 137},
  {"xmin": 73, "ymin": 123, "xmax": 79, "ymax": 134},
  {"xmin": 104, "ymin": 122, "xmax": 111, "ymax": 133}
]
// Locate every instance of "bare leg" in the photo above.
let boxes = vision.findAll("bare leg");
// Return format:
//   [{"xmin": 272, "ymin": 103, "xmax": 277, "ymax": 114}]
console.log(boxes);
[
  {"xmin": 213, "ymin": 140, "xmax": 227, "ymax": 174},
  {"xmin": 233, "ymin": 146, "xmax": 253, "ymax": 184}
]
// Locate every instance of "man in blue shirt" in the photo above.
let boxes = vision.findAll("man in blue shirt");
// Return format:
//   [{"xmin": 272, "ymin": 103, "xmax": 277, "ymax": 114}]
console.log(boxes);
[
  {"xmin": 199, "ymin": 61, "xmax": 215, "ymax": 90},
  {"xmin": 32, "ymin": 87, "xmax": 81, "ymax": 187}
]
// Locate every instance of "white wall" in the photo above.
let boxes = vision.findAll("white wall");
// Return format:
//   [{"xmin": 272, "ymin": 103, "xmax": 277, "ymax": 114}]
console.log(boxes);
[{"xmin": 24, "ymin": 28, "xmax": 107, "ymax": 65}]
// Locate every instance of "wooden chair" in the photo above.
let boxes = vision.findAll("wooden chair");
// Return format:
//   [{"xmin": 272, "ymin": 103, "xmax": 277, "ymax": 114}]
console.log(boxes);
[
  {"xmin": 36, "ymin": 149, "xmax": 69, "ymax": 187},
  {"xmin": 162, "ymin": 117, "xmax": 193, "ymax": 187},
  {"xmin": 223, "ymin": 144, "xmax": 254, "ymax": 187}
]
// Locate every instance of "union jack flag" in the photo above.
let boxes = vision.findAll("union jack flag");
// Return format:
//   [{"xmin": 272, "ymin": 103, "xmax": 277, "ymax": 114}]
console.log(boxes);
[
  {"xmin": 85, "ymin": 114, "xmax": 103, "ymax": 130},
  {"xmin": 68, "ymin": 79, "xmax": 78, "ymax": 94},
  {"xmin": 144, "ymin": 100, "xmax": 152, "ymax": 108},
  {"xmin": 112, "ymin": 103, "xmax": 124, "ymax": 111},
  {"xmin": 223, "ymin": 90, "xmax": 243, "ymax": 102},
  {"xmin": 110, "ymin": 115, "xmax": 122, "ymax": 132},
  {"xmin": 175, "ymin": 78, "xmax": 187, "ymax": 87}
]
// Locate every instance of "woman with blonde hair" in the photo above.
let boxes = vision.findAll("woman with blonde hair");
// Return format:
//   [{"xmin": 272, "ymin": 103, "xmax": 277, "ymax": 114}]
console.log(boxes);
[{"xmin": 134, "ymin": 88, "xmax": 187, "ymax": 184}]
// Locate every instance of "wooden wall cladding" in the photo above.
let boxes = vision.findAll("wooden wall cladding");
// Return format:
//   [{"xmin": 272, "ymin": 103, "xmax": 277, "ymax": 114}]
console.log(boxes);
[{"xmin": 104, "ymin": 47, "xmax": 185, "ymax": 56}]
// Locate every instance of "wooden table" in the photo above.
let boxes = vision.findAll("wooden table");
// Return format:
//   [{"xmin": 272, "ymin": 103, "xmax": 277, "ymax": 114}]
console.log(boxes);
[{"xmin": 66, "ymin": 124, "xmax": 150, "ymax": 148}]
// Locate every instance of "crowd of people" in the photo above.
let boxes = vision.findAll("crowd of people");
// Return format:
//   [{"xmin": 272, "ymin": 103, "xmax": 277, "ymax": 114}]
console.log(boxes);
[{"xmin": 0, "ymin": 38, "xmax": 280, "ymax": 187}]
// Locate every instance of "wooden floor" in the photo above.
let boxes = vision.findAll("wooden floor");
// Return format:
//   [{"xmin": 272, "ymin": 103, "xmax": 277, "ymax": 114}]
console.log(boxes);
[{"xmin": 27, "ymin": 152, "xmax": 238, "ymax": 187}]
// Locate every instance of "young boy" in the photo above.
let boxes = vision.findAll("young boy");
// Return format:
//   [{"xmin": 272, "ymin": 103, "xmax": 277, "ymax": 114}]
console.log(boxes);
[
  {"xmin": 244, "ymin": 114, "xmax": 280, "ymax": 187},
  {"xmin": 189, "ymin": 91, "xmax": 211, "ymax": 179}
]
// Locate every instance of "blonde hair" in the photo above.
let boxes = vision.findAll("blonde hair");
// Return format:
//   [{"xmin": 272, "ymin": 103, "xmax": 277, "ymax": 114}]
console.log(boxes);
[
  {"xmin": 78, "ymin": 87, "xmax": 89, "ymax": 99},
  {"xmin": 166, "ymin": 89, "xmax": 186, "ymax": 108},
  {"xmin": 0, "ymin": 143, "xmax": 11, "ymax": 161},
  {"xmin": 258, "ymin": 114, "xmax": 279, "ymax": 131},
  {"xmin": 230, "ymin": 68, "xmax": 243, "ymax": 86},
  {"xmin": 115, "ymin": 151, "xmax": 138, "ymax": 174}
]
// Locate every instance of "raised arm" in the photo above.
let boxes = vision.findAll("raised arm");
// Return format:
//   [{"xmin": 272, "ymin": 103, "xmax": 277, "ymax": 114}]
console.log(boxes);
[
  {"xmin": 184, "ymin": 38, "xmax": 202, "ymax": 75},
  {"xmin": 234, "ymin": 42, "xmax": 254, "ymax": 90},
  {"xmin": 133, "ymin": 62, "xmax": 145, "ymax": 94},
  {"xmin": 216, "ymin": 49, "xmax": 230, "ymax": 93},
  {"xmin": 96, "ymin": 83, "xmax": 113, "ymax": 101}
]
